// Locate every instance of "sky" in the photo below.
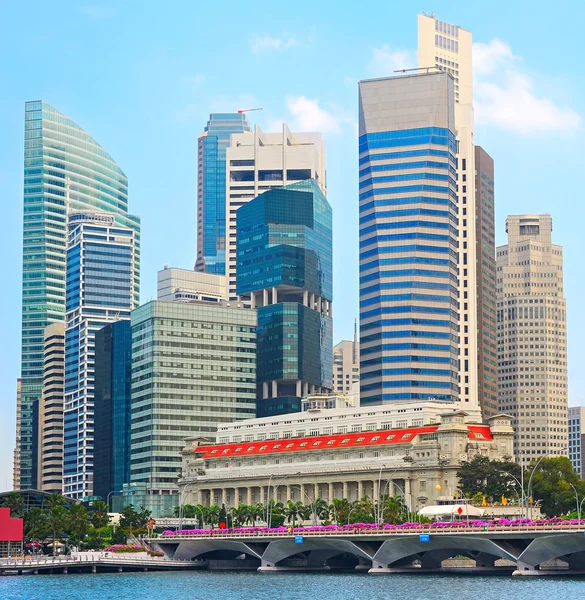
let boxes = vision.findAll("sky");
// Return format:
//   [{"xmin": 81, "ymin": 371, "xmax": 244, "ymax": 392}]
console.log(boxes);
[{"xmin": 0, "ymin": 0, "xmax": 583, "ymax": 491}]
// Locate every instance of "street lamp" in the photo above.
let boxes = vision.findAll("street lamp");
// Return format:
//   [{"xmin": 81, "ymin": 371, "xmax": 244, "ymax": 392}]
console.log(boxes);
[
  {"xmin": 497, "ymin": 471, "xmax": 526, "ymax": 519},
  {"xmin": 289, "ymin": 486, "xmax": 318, "ymax": 526},
  {"xmin": 106, "ymin": 490, "xmax": 122, "ymax": 512},
  {"xmin": 568, "ymin": 483, "xmax": 580, "ymax": 520}
]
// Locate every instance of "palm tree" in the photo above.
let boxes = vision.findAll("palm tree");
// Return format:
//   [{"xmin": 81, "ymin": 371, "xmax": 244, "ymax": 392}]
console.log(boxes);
[
  {"xmin": 331, "ymin": 498, "xmax": 350, "ymax": 525},
  {"xmin": 47, "ymin": 506, "xmax": 68, "ymax": 556},
  {"xmin": 230, "ymin": 504, "xmax": 250, "ymax": 528},
  {"xmin": 284, "ymin": 500, "xmax": 302, "ymax": 527},
  {"xmin": 24, "ymin": 507, "xmax": 49, "ymax": 541},
  {"xmin": 90, "ymin": 501, "xmax": 110, "ymax": 536},
  {"xmin": 250, "ymin": 503, "xmax": 265, "ymax": 526},
  {"xmin": 2, "ymin": 492, "xmax": 25, "ymax": 517},
  {"xmin": 46, "ymin": 493, "xmax": 66, "ymax": 510},
  {"xmin": 67, "ymin": 504, "xmax": 90, "ymax": 547},
  {"xmin": 314, "ymin": 498, "xmax": 330, "ymax": 523},
  {"xmin": 298, "ymin": 504, "xmax": 313, "ymax": 525},
  {"xmin": 207, "ymin": 505, "xmax": 220, "ymax": 528}
]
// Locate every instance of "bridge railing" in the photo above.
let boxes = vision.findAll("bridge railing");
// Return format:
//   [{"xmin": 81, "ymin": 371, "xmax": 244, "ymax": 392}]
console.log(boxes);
[{"xmin": 151, "ymin": 522, "xmax": 585, "ymax": 540}]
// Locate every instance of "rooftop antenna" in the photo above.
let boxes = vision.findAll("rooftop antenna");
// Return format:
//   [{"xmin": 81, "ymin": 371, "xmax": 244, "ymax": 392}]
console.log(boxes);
[
  {"xmin": 353, "ymin": 318, "xmax": 358, "ymax": 364},
  {"xmin": 238, "ymin": 108, "xmax": 263, "ymax": 114}
]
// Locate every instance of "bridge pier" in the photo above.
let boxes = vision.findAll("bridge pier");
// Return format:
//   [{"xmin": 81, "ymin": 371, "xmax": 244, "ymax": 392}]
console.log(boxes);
[
  {"xmin": 513, "ymin": 561, "xmax": 538, "ymax": 576},
  {"xmin": 62, "ymin": 567, "xmax": 68, "ymax": 574},
  {"xmin": 92, "ymin": 565, "xmax": 97, "ymax": 573},
  {"xmin": 118, "ymin": 567, "xmax": 123, "ymax": 573}
]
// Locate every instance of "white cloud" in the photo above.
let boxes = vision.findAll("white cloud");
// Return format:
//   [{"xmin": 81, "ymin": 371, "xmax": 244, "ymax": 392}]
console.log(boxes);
[
  {"xmin": 250, "ymin": 34, "xmax": 298, "ymax": 54},
  {"xmin": 473, "ymin": 39, "xmax": 581, "ymax": 134},
  {"xmin": 285, "ymin": 96, "xmax": 352, "ymax": 134},
  {"xmin": 367, "ymin": 45, "xmax": 416, "ymax": 78}
]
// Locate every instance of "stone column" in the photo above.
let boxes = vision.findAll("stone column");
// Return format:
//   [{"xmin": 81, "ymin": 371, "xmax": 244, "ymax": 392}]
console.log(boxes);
[
  {"xmin": 342, "ymin": 481, "xmax": 349, "ymax": 500},
  {"xmin": 358, "ymin": 481, "xmax": 364, "ymax": 499},
  {"xmin": 221, "ymin": 488, "xmax": 227, "ymax": 506},
  {"xmin": 247, "ymin": 487, "xmax": 252, "ymax": 505},
  {"xmin": 259, "ymin": 485, "xmax": 265, "ymax": 506},
  {"xmin": 373, "ymin": 480, "xmax": 378, "ymax": 503},
  {"xmin": 405, "ymin": 479, "xmax": 412, "ymax": 511},
  {"xmin": 263, "ymin": 288, "xmax": 268, "ymax": 306},
  {"xmin": 271, "ymin": 381, "xmax": 278, "ymax": 398},
  {"xmin": 300, "ymin": 483, "xmax": 306, "ymax": 504},
  {"xmin": 250, "ymin": 293, "xmax": 256, "ymax": 309},
  {"xmin": 286, "ymin": 485, "xmax": 292, "ymax": 502},
  {"xmin": 197, "ymin": 489, "xmax": 203, "ymax": 505},
  {"xmin": 328, "ymin": 483, "xmax": 334, "ymax": 502},
  {"xmin": 272, "ymin": 287, "xmax": 277, "ymax": 304}
]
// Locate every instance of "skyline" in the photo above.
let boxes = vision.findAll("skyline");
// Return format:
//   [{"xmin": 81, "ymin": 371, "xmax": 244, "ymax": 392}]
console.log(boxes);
[{"xmin": 1, "ymin": 0, "xmax": 584, "ymax": 491}]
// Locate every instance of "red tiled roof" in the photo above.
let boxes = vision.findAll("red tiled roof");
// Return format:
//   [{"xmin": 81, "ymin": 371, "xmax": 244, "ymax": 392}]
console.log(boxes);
[{"xmin": 195, "ymin": 424, "xmax": 493, "ymax": 459}]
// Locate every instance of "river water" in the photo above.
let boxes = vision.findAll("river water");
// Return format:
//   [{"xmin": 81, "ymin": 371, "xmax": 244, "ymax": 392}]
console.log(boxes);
[{"xmin": 2, "ymin": 571, "xmax": 585, "ymax": 600}]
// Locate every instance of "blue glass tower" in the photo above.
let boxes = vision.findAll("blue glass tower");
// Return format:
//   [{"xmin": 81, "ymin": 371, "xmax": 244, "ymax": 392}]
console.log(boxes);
[
  {"xmin": 237, "ymin": 179, "xmax": 333, "ymax": 417},
  {"xmin": 358, "ymin": 72, "xmax": 460, "ymax": 405},
  {"xmin": 63, "ymin": 212, "xmax": 138, "ymax": 499},
  {"xmin": 18, "ymin": 101, "xmax": 139, "ymax": 490},
  {"xmin": 195, "ymin": 113, "xmax": 251, "ymax": 274},
  {"xmin": 93, "ymin": 320, "xmax": 132, "ymax": 505}
]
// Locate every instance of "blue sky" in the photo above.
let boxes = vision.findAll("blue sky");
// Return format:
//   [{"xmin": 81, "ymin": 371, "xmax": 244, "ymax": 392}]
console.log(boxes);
[{"xmin": 0, "ymin": 0, "xmax": 583, "ymax": 491}]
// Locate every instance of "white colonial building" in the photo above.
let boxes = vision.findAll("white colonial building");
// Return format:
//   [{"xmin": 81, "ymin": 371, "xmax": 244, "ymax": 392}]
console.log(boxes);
[{"xmin": 179, "ymin": 402, "xmax": 514, "ymax": 513}]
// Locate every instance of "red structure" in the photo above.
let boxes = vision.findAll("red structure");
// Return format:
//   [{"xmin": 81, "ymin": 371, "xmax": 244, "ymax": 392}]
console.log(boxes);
[{"xmin": 0, "ymin": 507, "xmax": 24, "ymax": 542}]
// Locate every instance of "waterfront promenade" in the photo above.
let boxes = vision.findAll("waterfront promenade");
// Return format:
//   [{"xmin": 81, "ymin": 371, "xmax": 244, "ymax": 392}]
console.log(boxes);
[{"xmin": 150, "ymin": 522, "xmax": 585, "ymax": 576}]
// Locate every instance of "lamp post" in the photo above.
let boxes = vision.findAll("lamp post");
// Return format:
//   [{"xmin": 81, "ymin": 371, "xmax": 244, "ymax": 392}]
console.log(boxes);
[
  {"xmin": 497, "ymin": 471, "xmax": 526, "ymax": 519},
  {"xmin": 347, "ymin": 506, "xmax": 357, "ymax": 526},
  {"xmin": 525, "ymin": 450, "xmax": 566, "ymax": 520},
  {"xmin": 268, "ymin": 472, "xmax": 301, "ymax": 528},
  {"xmin": 290, "ymin": 486, "xmax": 318, "ymax": 526},
  {"xmin": 569, "ymin": 483, "xmax": 580, "ymax": 520},
  {"xmin": 106, "ymin": 490, "xmax": 122, "ymax": 512},
  {"xmin": 178, "ymin": 482, "xmax": 198, "ymax": 531},
  {"xmin": 579, "ymin": 497, "xmax": 585, "ymax": 520}
]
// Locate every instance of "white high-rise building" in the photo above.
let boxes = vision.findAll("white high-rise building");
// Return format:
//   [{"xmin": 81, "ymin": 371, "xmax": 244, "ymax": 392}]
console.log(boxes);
[
  {"xmin": 225, "ymin": 124, "xmax": 326, "ymax": 300},
  {"xmin": 333, "ymin": 328, "xmax": 359, "ymax": 395},
  {"xmin": 569, "ymin": 406, "xmax": 585, "ymax": 479},
  {"xmin": 418, "ymin": 14, "xmax": 478, "ymax": 411},
  {"xmin": 497, "ymin": 215, "xmax": 568, "ymax": 463},
  {"xmin": 157, "ymin": 266, "xmax": 226, "ymax": 304}
]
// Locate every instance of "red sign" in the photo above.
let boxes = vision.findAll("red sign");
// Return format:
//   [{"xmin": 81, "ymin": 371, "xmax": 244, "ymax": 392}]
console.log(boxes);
[
  {"xmin": 457, "ymin": 507, "xmax": 463, "ymax": 515},
  {"xmin": 219, "ymin": 521, "xmax": 227, "ymax": 529},
  {"xmin": 0, "ymin": 508, "xmax": 24, "ymax": 542}
]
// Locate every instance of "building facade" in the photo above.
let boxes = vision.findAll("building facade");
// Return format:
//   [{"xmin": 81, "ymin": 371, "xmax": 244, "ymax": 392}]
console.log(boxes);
[
  {"xmin": 18, "ymin": 101, "xmax": 140, "ymax": 489},
  {"xmin": 475, "ymin": 146, "xmax": 497, "ymax": 419},
  {"xmin": 128, "ymin": 300, "xmax": 257, "ymax": 516},
  {"xmin": 226, "ymin": 124, "xmax": 326, "ymax": 301},
  {"xmin": 236, "ymin": 179, "xmax": 333, "ymax": 417},
  {"xmin": 157, "ymin": 266, "xmax": 226, "ymax": 304},
  {"xmin": 195, "ymin": 113, "xmax": 252, "ymax": 275},
  {"xmin": 63, "ymin": 212, "xmax": 139, "ymax": 499},
  {"xmin": 93, "ymin": 320, "xmax": 133, "ymax": 503},
  {"xmin": 569, "ymin": 407, "xmax": 585, "ymax": 479},
  {"xmin": 358, "ymin": 72, "xmax": 459, "ymax": 406},
  {"xmin": 38, "ymin": 322, "xmax": 65, "ymax": 493},
  {"xmin": 12, "ymin": 380, "xmax": 22, "ymax": 491},
  {"xmin": 180, "ymin": 405, "xmax": 513, "ymax": 511},
  {"xmin": 497, "ymin": 215, "xmax": 568, "ymax": 463},
  {"xmin": 333, "ymin": 334, "xmax": 359, "ymax": 395},
  {"xmin": 418, "ymin": 14, "xmax": 479, "ymax": 411}
]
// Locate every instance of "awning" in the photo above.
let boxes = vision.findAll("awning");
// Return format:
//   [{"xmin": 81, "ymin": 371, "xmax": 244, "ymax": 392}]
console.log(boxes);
[{"xmin": 419, "ymin": 504, "xmax": 485, "ymax": 519}]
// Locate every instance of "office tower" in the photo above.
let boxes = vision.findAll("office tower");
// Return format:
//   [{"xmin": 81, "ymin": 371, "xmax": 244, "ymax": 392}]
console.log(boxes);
[
  {"xmin": 226, "ymin": 124, "xmax": 326, "ymax": 300},
  {"xmin": 38, "ymin": 322, "xmax": 65, "ymax": 493},
  {"xmin": 358, "ymin": 72, "xmax": 460, "ymax": 406},
  {"xmin": 195, "ymin": 113, "xmax": 252, "ymax": 275},
  {"xmin": 13, "ymin": 380, "xmax": 22, "ymax": 490},
  {"xmin": 18, "ymin": 101, "xmax": 140, "ymax": 489},
  {"xmin": 128, "ymin": 300, "xmax": 257, "ymax": 516},
  {"xmin": 63, "ymin": 212, "xmax": 139, "ymax": 499},
  {"xmin": 497, "ymin": 215, "xmax": 568, "ymax": 462},
  {"xmin": 157, "ymin": 266, "xmax": 226, "ymax": 303},
  {"xmin": 569, "ymin": 407, "xmax": 585, "ymax": 479},
  {"xmin": 236, "ymin": 179, "xmax": 333, "ymax": 417},
  {"xmin": 333, "ymin": 329, "xmax": 360, "ymax": 394},
  {"xmin": 93, "ymin": 321, "xmax": 132, "ymax": 505},
  {"xmin": 418, "ymin": 14, "xmax": 479, "ymax": 410},
  {"xmin": 475, "ymin": 147, "xmax": 497, "ymax": 419}
]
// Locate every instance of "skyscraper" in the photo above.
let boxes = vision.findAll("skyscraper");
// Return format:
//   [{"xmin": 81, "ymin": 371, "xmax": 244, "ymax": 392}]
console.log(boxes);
[
  {"xmin": 418, "ymin": 14, "xmax": 479, "ymax": 410},
  {"xmin": 497, "ymin": 215, "xmax": 568, "ymax": 462},
  {"xmin": 128, "ymin": 300, "xmax": 257, "ymax": 516},
  {"xmin": 237, "ymin": 179, "xmax": 333, "ymax": 417},
  {"xmin": 568, "ymin": 406, "xmax": 585, "ymax": 479},
  {"xmin": 475, "ymin": 147, "xmax": 498, "ymax": 419},
  {"xmin": 333, "ymin": 332, "xmax": 360, "ymax": 395},
  {"xmin": 93, "ymin": 320, "xmax": 133, "ymax": 505},
  {"xmin": 195, "ymin": 113, "xmax": 252, "ymax": 275},
  {"xmin": 18, "ymin": 101, "xmax": 140, "ymax": 489},
  {"xmin": 226, "ymin": 124, "xmax": 326, "ymax": 300},
  {"xmin": 38, "ymin": 322, "xmax": 65, "ymax": 493},
  {"xmin": 63, "ymin": 212, "xmax": 138, "ymax": 499},
  {"xmin": 358, "ymin": 72, "xmax": 460, "ymax": 405}
]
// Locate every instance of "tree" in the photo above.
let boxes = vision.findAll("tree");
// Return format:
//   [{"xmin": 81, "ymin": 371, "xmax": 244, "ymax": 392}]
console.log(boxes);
[
  {"xmin": 120, "ymin": 504, "xmax": 151, "ymax": 532},
  {"xmin": 377, "ymin": 495, "xmax": 405, "ymax": 524},
  {"xmin": 297, "ymin": 503, "xmax": 313, "ymax": 524},
  {"xmin": 457, "ymin": 456, "xmax": 521, "ymax": 502},
  {"xmin": 314, "ymin": 498, "xmax": 330, "ymax": 523},
  {"xmin": 207, "ymin": 505, "xmax": 220, "ymax": 528},
  {"xmin": 284, "ymin": 501, "xmax": 302, "ymax": 527},
  {"xmin": 2, "ymin": 492, "xmax": 25, "ymax": 517},
  {"xmin": 530, "ymin": 457, "xmax": 585, "ymax": 517},
  {"xmin": 330, "ymin": 498, "xmax": 350, "ymax": 525},
  {"xmin": 24, "ymin": 507, "xmax": 50, "ymax": 541},
  {"xmin": 230, "ymin": 504, "xmax": 250, "ymax": 528},
  {"xmin": 89, "ymin": 500, "xmax": 110, "ymax": 534},
  {"xmin": 47, "ymin": 506, "xmax": 68, "ymax": 556},
  {"xmin": 67, "ymin": 504, "xmax": 90, "ymax": 547},
  {"xmin": 46, "ymin": 493, "xmax": 67, "ymax": 510}
]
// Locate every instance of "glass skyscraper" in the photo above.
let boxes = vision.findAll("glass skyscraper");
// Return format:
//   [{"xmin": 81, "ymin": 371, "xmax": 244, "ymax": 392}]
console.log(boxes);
[
  {"xmin": 63, "ymin": 212, "xmax": 138, "ymax": 499},
  {"xmin": 237, "ymin": 179, "xmax": 333, "ymax": 417},
  {"xmin": 19, "ymin": 101, "xmax": 140, "ymax": 489},
  {"xmin": 358, "ymin": 73, "xmax": 460, "ymax": 405},
  {"xmin": 195, "ymin": 113, "xmax": 251, "ymax": 275},
  {"xmin": 93, "ymin": 320, "xmax": 132, "ymax": 505}
]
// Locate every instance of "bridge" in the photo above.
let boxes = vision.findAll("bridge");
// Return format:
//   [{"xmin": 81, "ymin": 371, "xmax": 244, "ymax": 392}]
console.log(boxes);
[
  {"xmin": 0, "ymin": 553, "xmax": 202, "ymax": 576},
  {"xmin": 149, "ymin": 523, "xmax": 585, "ymax": 576}
]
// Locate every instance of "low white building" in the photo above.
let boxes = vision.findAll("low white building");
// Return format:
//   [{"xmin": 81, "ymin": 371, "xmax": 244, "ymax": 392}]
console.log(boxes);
[
  {"xmin": 157, "ymin": 266, "xmax": 226, "ymax": 304},
  {"xmin": 179, "ymin": 403, "xmax": 514, "ymax": 513}
]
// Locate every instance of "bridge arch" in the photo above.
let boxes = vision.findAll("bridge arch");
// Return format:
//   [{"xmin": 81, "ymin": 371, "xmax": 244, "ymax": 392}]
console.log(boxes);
[
  {"xmin": 516, "ymin": 534, "xmax": 585, "ymax": 571},
  {"xmin": 164, "ymin": 539, "xmax": 265, "ymax": 562}
]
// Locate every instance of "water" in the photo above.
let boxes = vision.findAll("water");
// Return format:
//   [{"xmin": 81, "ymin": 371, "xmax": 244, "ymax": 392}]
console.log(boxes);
[{"xmin": 2, "ymin": 571, "xmax": 585, "ymax": 600}]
